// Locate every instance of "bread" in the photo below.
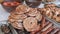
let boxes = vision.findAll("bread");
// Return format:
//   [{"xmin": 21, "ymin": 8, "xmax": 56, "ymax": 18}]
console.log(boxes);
[
  {"xmin": 16, "ymin": 5, "xmax": 29, "ymax": 14},
  {"xmin": 23, "ymin": 17, "xmax": 40, "ymax": 32},
  {"xmin": 8, "ymin": 5, "xmax": 60, "ymax": 34}
]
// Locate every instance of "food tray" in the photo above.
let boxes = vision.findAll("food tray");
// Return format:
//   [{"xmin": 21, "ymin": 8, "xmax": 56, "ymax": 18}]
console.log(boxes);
[
  {"xmin": 42, "ymin": 5, "xmax": 60, "ymax": 27},
  {"xmin": 0, "ymin": 15, "xmax": 60, "ymax": 34}
]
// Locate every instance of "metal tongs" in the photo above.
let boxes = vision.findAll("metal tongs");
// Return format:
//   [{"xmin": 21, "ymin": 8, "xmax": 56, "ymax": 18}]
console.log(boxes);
[
  {"xmin": 44, "ymin": 16, "xmax": 60, "ymax": 28},
  {"xmin": 0, "ymin": 20, "xmax": 18, "ymax": 34},
  {"xmin": 9, "ymin": 24, "xmax": 18, "ymax": 34}
]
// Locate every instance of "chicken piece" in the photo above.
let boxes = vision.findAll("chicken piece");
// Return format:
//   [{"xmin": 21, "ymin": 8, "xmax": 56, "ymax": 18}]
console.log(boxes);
[{"xmin": 45, "ymin": 8, "xmax": 53, "ymax": 18}]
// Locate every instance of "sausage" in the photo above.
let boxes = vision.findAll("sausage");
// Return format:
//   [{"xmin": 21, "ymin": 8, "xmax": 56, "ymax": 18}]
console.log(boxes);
[
  {"xmin": 30, "ymin": 32, "xmax": 35, "ymax": 34},
  {"xmin": 41, "ymin": 17, "xmax": 46, "ymax": 28},
  {"xmin": 41, "ymin": 23, "xmax": 53, "ymax": 32},
  {"xmin": 50, "ymin": 28, "xmax": 59, "ymax": 34},
  {"xmin": 57, "ymin": 31, "xmax": 60, "ymax": 34},
  {"xmin": 41, "ymin": 26, "xmax": 54, "ymax": 34}
]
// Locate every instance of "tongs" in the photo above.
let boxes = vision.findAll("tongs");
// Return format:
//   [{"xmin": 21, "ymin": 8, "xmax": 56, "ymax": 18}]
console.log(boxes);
[
  {"xmin": 0, "ymin": 20, "xmax": 18, "ymax": 34},
  {"xmin": 44, "ymin": 16, "xmax": 60, "ymax": 28}
]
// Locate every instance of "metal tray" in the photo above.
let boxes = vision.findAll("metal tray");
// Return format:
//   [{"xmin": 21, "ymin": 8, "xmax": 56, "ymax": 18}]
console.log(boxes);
[{"xmin": 0, "ymin": 15, "xmax": 60, "ymax": 34}]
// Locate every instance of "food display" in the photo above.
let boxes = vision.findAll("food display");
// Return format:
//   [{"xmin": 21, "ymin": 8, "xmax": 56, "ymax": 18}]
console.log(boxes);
[
  {"xmin": 6, "ymin": 5, "xmax": 60, "ymax": 34},
  {"xmin": 38, "ymin": 4, "xmax": 60, "ymax": 23},
  {"xmin": 0, "ymin": 0, "xmax": 60, "ymax": 34}
]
